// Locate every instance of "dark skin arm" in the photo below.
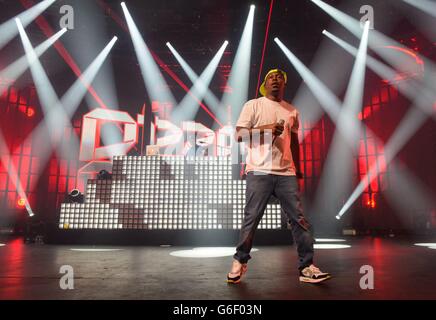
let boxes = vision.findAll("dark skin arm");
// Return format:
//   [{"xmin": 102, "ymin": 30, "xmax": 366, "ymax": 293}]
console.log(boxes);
[{"xmin": 291, "ymin": 131, "xmax": 303, "ymax": 179}]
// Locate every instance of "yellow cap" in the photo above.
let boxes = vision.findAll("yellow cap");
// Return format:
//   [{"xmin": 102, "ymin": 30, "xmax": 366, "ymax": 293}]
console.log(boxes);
[{"xmin": 259, "ymin": 68, "xmax": 287, "ymax": 96}]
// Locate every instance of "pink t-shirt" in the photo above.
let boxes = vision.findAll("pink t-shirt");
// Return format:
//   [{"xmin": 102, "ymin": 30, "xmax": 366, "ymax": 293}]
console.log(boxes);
[{"xmin": 236, "ymin": 96, "xmax": 299, "ymax": 176}]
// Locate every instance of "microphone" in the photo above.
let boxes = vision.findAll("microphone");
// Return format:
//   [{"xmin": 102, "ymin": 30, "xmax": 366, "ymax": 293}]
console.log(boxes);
[{"xmin": 272, "ymin": 119, "xmax": 285, "ymax": 145}]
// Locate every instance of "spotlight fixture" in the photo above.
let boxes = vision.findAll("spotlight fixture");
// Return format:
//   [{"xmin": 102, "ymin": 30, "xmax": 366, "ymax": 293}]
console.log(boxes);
[
  {"xmin": 67, "ymin": 189, "xmax": 84, "ymax": 203},
  {"xmin": 97, "ymin": 170, "xmax": 112, "ymax": 180},
  {"xmin": 26, "ymin": 107, "xmax": 35, "ymax": 118},
  {"xmin": 17, "ymin": 198, "xmax": 26, "ymax": 208}
]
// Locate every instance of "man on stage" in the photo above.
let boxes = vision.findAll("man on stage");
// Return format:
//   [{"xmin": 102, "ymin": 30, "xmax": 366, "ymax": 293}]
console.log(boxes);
[{"xmin": 227, "ymin": 69, "xmax": 331, "ymax": 284}]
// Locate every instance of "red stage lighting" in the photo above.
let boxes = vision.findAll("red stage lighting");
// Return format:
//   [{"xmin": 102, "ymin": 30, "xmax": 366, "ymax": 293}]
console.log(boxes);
[
  {"xmin": 366, "ymin": 199, "xmax": 376, "ymax": 209},
  {"xmin": 17, "ymin": 198, "xmax": 26, "ymax": 208},
  {"xmin": 26, "ymin": 107, "xmax": 35, "ymax": 118}
]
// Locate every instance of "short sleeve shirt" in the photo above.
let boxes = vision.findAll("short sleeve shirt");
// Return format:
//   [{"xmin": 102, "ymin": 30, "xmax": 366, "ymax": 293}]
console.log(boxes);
[{"xmin": 236, "ymin": 96, "xmax": 299, "ymax": 176}]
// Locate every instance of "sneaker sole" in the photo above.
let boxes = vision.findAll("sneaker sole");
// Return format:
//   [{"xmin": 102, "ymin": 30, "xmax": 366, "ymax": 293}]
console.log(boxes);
[
  {"xmin": 226, "ymin": 278, "xmax": 241, "ymax": 284},
  {"xmin": 227, "ymin": 267, "xmax": 247, "ymax": 284},
  {"xmin": 299, "ymin": 275, "xmax": 332, "ymax": 284}
]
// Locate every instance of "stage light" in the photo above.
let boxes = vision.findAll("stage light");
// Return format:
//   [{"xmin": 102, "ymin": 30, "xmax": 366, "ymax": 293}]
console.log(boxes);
[
  {"xmin": 97, "ymin": 170, "xmax": 112, "ymax": 180},
  {"xmin": 121, "ymin": 2, "xmax": 176, "ymax": 106},
  {"xmin": 312, "ymin": 23, "xmax": 435, "ymax": 221},
  {"xmin": 274, "ymin": 37, "xmax": 352, "ymax": 143},
  {"xmin": 315, "ymin": 238, "xmax": 346, "ymax": 242},
  {"xmin": 309, "ymin": 22, "xmax": 370, "ymax": 222},
  {"xmin": 323, "ymin": 29, "xmax": 429, "ymax": 101},
  {"xmin": 254, "ymin": 0, "xmax": 273, "ymax": 104},
  {"xmin": 17, "ymin": 198, "xmax": 26, "ymax": 208},
  {"xmin": 337, "ymin": 106, "xmax": 429, "ymax": 219},
  {"xmin": 366, "ymin": 199, "xmax": 376, "ymax": 209},
  {"xmin": 336, "ymin": 20, "xmax": 370, "ymax": 141},
  {"xmin": 275, "ymin": 38, "xmax": 370, "ymax": 219},
  {"xmin": 314, "ymin": 244, "xmax": 351, "ymax": 249},
  {"xmin": 0, "ymin": 0, "xmax": 56, "ymax": 50},
  {"xmin": 403, "ymin": 0, "xmax": 436, "ymax": 18},
  {"xmin": 68, "ymin": 189, "xmax": 84, "ymax": 204},
  {"xmin": 26, "ymin": 107, "xmax": 35, "ymax": 118},
  {"xmin": 220, "ymin": 5, "xmax": 255, "ymax": 126},
  {"xmin": 167, "ymin": 40, "xmax": 220, "ymax": 106},
  {"xmin": 170, "ymin": 247, "xmax": 259, "ymax": 258},
  {"xmin": 0, "ymin": 131, "xmax": 34, "ymax": 217},
  {"xmin": 311, "ymin": 0, "xmax": 436, "ymax": 101},
  {"xmin": 60, "ymin": 0, "xmax": 123, "ymax": 151},
  {"xmin": 322, "ymin": 30, "xmax": 436, "ymax": 221},
  {"xmin": 70, "ymin": 248, "xmax": 123, "ymax": 252},
  {"xmin": 17, "ymin": 35, "xmax": 118, "ymax": 191},
  {"xmin": 0, "ymin": 28, "xmax": 66, "ymax": 90},
  {"xmin": 16, "ymin": 17, "xmax": 64, "ymax": 122},
  {"xmin": 414, "ymin": 243, "xmax": 436, "ymax": 248},
  {"xmin": 170, "ymin": 40, "xmax": 228, "ymax": 124}
]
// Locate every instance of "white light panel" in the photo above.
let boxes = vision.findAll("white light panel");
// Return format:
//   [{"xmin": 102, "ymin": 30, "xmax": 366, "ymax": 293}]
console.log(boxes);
[{"xmin": 59, "ymin": 156, "xmax": 282, "ymax": 230}]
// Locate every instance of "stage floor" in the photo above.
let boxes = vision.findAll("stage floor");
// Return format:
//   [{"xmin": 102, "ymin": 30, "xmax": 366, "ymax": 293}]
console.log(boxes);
[{"xmin": 0, "ymin": 236, "xmax": 435, "ymax": 300}]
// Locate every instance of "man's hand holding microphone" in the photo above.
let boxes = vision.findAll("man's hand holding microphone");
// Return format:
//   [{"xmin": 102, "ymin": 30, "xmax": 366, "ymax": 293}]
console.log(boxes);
[{"xmin": 270, "ymin": 119, "xmax": 285, "ymax": 144}]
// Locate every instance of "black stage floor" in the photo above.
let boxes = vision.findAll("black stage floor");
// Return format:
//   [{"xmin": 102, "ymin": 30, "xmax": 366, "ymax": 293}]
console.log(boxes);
[{"xmin": 1, "ymin": 236, "xmax": 436, "ymax": 300}]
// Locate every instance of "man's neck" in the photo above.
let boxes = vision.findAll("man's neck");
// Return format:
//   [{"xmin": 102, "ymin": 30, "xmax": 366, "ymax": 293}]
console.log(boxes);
[{"xmin": 265, "ymin": 93, "xmax": 283, "ymax": 102}]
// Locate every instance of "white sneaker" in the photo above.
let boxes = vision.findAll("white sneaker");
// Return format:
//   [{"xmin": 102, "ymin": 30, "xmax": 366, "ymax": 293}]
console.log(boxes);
[{"xmin": 299, "ymin": 264, "xmax": 331, "ymax": 283}]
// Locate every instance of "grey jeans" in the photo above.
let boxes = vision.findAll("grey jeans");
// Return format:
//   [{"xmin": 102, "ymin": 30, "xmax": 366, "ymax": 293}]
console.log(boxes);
[{"xmin": 233, "ymin": 172, "xmax": 315, "ymax": 270}]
